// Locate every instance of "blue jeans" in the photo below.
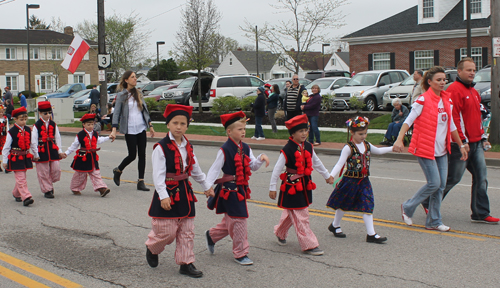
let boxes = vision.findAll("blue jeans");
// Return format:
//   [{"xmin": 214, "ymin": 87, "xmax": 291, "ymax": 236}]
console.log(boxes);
[
  {"xmin": 254, "ymin": 116, "xmax": 264, "ymax": 138},
  {"xmin": 384, "ymin": 122, "xmax": 403, "ymax": 140},
  {"xmin": 308, "ymin": 115, "xmax": 320, "ymax": 143},
  {"xmin": 403, "ymin": 155, "xmax": 448, "ymax": 228}
]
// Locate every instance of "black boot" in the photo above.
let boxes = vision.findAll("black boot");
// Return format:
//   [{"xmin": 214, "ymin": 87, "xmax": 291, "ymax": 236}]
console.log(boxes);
[
  {"xmin": 113, "ymin": 167, "xmax": 122, "ymax": 186},
  {"xmin": 179, "ymin": 263, "xmax": 203, "ymax": 278},
  {"xmin": 146, "ymin": 247, "xmax": 158, "ymax": 268},
  {"xmin": 137, "ymin": 180, "xmax": 150, "ymax": 191}
]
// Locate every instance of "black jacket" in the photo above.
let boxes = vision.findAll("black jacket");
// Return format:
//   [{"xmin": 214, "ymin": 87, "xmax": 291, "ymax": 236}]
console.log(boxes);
[
  {"xmin": 253, "ymin": 88, "xmax": 267, "ymax": 117},
  {"xmin": 284, "ymin": 84, "xmax": 306, "ymax": 111},
  {"xmin": 89, "ymin": 89, "xmax": 100, "ymax": 105}
]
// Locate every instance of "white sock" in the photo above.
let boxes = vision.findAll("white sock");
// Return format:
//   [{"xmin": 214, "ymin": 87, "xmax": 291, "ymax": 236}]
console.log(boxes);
[
  {"xmin": 363, "ymin": 214, "xmax": 378, "ymax": 237},
  {"xmin": 333, "ymin": 210, "xmax": 344, "ymax": 232}
]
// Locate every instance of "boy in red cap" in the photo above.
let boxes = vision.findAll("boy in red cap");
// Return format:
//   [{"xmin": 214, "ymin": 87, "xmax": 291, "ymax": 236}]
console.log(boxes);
[
  {"xmin": 269, "ymin": 114, "xmax": 333, "ymax": 255},
  {"xmin": 2, "ymin": 107, "xmax": 35, "ymax": 206},
  {"xmin": 145, "ymin": 104, "xmax": 213, "ymax": 278},
  {"xmin": 32, "ymin": 101, "xmax": 65, "ymax": 198},
  {"xmin": 264, "ymin": 83, "xmax": 271, "ymax": 97},
  {"xmin": 63, "ymin": 113, "xmax": 112, "ymax": 197},
  {"xmin": 204, "ymin": 111, "xmax": 270, "ymax": 266},
  {"xmin": 0, "ymin": 104, "xmax": 8, "ymax": 172}
]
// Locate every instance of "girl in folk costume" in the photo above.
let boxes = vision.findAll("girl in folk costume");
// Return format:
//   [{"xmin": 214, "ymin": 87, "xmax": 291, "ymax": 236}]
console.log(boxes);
[
  {"xmin": 145, "ymin": 104, "xmax": 213, "ymax": 278},
  {"xmin": 0, "ymin": 104, "xmax": 8, "ymax": 172},
  {"xmin": 326, "ymin": 116, "xmax": 394, "ymax": 243},
  {"xmin": 31, "ymin": 101, "xmax": 65, "ymax": 198},
  {"xmin": 63, "ymin": 113, "xmax": 113, "ymax": 197},
  {"xmin": 269, "ymin": 114, "xmax": 333, "ymax": 256},
  {"xmin": 205, "ymin": 111, "xmax": 270, "ymax": 266},
  {"xmin": 1, "ymin": 107, "xmax": 35, "ymax": 206}
]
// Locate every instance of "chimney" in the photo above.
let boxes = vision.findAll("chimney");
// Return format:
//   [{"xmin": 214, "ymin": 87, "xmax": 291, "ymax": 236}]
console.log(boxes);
[
  {"xmin": 290, "ymin": 48, "xmax": 295, "ymax": 52},
  {"xmin": 64, "ymin": 26, "xmax": 74, "ymax": 36},
  {"xmin": 237, "ymin": 47, "xmax": 243, "ymax": 51},
  {"xmin": 337, "ymin": 48, "xmax": 342, "ymax": 52}
]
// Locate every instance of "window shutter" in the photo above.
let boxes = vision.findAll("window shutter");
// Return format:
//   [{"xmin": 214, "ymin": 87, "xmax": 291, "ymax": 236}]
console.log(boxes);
[
  {"xmin": 409, "ymin": 51, "xmax": 415, "ymax": 74},
  {"xmin": 455, "ymin": 49, "xmax": 461, "ymax": 66},
  {"xmin": 434, "ymin": 50, "xmax": 439, "ymax": 66},
  {"xmin": 482, "ymin": 47, "xmax": 488, "ymax": 68},
  {"xmin": 390, "ymin": 52, "xmax": 396, "ymax": 69},
  {"xmin": 368, "ymin": 54, "xmax": 373, "ymax": 70}
]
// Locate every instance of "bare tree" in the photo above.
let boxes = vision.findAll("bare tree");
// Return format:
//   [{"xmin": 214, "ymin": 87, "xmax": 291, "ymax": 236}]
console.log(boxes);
[
  {"xmin": 49, "ymin": 17, "xmax": 66, "ymax": 33},
  {"xmin": 241, "ymin": 0, "xmax": 347, "ymax": 74},
  {"xmin": 173, "ymin": 0, "xmax": 221, "ymax": 113}
]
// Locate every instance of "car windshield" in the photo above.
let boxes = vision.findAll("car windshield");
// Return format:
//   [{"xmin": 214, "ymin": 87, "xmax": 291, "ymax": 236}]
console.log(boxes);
[
  {"xmin": 401, "ymin": 76, "xmax": 416, "ymax": 86},
  {"xmin": 474, "ymin": 69, "xmax": 491, "ymax": 82},
  {"xmin": 267, "ymin": 80, "xmax": 285, "ymax": 87},
  {"xmin": 70, "ymin": 89, "xmax": 90, "ymax": 98},
  {"xmin": 55, "ymin": 84, "xmax": 73, "ymax": 93},
  {"xmin": 149, "ymin": 86, "xmax": 171, "ymax": 95},
  {"xmin": 178, "ymin": 78, "xmax": 196, "ymax": 88},
  {"xmin": 306, "ymin": 79, "xmax": 334, "ymax": 89},
  {"xmin": 346, "ymin": 73, "xmax": 377, "ymax": 86},
  {"xmin": 136, "ymin": 83, "xmax": 148, "ymax": 89}
]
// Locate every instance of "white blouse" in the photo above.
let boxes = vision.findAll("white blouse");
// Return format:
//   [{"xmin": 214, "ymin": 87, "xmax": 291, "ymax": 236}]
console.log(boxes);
[{"xmin": 127, "ymin": 95, "xmax": 148, "ymax": 135}]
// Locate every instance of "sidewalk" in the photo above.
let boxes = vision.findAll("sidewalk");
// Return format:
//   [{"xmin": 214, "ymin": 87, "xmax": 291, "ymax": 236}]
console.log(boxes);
[{"xmin": 57, "ymin": 126, "xmax": 500, "ymax": 167}]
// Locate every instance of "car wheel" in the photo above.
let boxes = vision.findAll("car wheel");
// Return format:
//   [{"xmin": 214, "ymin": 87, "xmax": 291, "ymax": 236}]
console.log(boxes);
[{"xmin": 364, "ymin": 96, "xmax": 377, "ymax": 111}]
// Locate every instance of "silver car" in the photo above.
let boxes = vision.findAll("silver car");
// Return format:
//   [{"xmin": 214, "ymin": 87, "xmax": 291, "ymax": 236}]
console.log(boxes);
[{"xmin": 382, "ymin": 75, "xmax": 415, "ymax": 109}]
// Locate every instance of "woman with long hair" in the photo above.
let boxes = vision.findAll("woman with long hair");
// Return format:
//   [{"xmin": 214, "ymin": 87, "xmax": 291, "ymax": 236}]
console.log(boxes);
[{"xmin": 110, "ymin": 71, "xmax": 155, "ymax": 191}]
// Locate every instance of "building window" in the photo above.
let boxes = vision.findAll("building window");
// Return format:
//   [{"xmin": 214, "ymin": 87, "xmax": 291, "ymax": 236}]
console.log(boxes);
[
  {"xmin": 74, "ymin": 74, "xmax": 84, "ymax": 83},
  {"xmin": 372, "ymin": 52, "xmax": 391, "ymax": 70},
  {"xmin": 414, "ymin": 50, "xmax": 434, "ymax": 70},
  {"xmin": 229, "ymin": 58, "xmax": 232, "ymax": 66},
  {"xmin": 331, "ymin": 58, "xmax": 336, "ymax": 66},
  {"xmin": 30, "ymin": 48, "xmax": 39, "ymax": 60},
  {"xmin": 51, "ymin": 48, "xmax": 62, "ymax": 60},
  {"xmin": 423, "ymin": 0, "xmax": 434, "ymax": 18},
  {"xmin": 471, "ymin": 0, "xmax": 481, "ymax": 14},
  {"xmin": 279, "ymin": 58, "xmax": 284, "ymax": 66},
  {"xmin": 6, "ymin": 76, "xmax": 18, "ymax": 91},
  {"xmin": 5, "ymin": 48, "xmax": 16, "ymax": 60},
  {"xmin": 41, "ymin": 74, "xmax": 53, "ymax": 90},
  {"xmin": 460, "ymin": 47, "xmax": 483, "ymax": 69}
]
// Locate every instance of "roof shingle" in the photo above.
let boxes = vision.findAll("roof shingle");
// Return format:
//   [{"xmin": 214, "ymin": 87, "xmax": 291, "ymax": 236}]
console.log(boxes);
[{"xmin": 0, "ymin": 29, "xmax": 98, "ymax": 46}]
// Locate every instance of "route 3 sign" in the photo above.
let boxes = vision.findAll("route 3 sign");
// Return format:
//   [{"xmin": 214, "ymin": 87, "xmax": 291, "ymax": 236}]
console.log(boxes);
[{"xmin": 98, "ymin": 54, "xmax": 111, "ymax": 69}]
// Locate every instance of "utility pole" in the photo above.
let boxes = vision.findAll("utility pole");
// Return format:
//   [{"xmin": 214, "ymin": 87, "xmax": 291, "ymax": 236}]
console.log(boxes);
[
  {"xmin": 97, "ymin": 0, "xmax": 108, "ymax": 111},
  {"xmin": 490, "ymin": 0, "xmax": 500, "ymax": 144},
  {"xmin": 466, "ymin": 0, "xmax": 471, "ymax": 57},
  {"xmin": 255, "ymin": 25, "xmax": 259, "ymax": 79}
]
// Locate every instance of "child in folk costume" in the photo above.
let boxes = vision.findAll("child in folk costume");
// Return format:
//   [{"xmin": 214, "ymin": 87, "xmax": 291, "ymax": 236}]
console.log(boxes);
[
  {"xmin": 0, "ymin": 104, "xmax": 8, "ymax": 172},
  {"xmin": 326, "ymin": 116, "xmax": 393, "ymax": 243},
  {"xmin": 205, "ymin": 111, "xmax": 270, "ymax": 266},
  {"xmin": 31, "ymin": 101, "xmax": 65, "ymax": 198},
  {"xmin": 145, "ymin": 105, "xmax": 213, "ymax": 278},
  {"xmin": 1, "ymin": 107, "xmax": 35, "ymax": 206},
  {"xmin": 269, "ymin": 114, "xmax": 333, "ymax": 256},
  {"xmin": 63, "ymin": 113, "xmax": 112, "ymax": 197}
]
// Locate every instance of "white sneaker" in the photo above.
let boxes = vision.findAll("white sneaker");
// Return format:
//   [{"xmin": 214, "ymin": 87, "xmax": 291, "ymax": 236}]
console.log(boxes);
[
  {"xmin": 250, "ymin": 136, "xmax": 257, "ymax": 140},
  {"xmin": 426, "ymin": 224, "xmax": 450, "ymax": 232},
  {"xmin": 256, "ymin": 137, "xmax": 265, "ymax": 141},
  {"xmin": 401, "ymin": 204, "xmax": 412, "ymax": 226}
]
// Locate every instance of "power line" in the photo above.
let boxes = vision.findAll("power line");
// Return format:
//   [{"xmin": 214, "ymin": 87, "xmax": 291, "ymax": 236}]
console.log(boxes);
[
  {"xmin": 0, "ymin": 0, "xmax": 17, "ymax": 6},
  {"xmin": 144, "ymin": 4, "xmax": 184, "ymax": 22}
]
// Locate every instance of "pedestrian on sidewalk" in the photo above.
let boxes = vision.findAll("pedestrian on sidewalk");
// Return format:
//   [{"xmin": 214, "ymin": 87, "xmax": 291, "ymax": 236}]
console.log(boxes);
[
  {"xmin": 394, "ymin": 66, "xmax": 467, "ymax": 231},
  {"xmin": 284, "ymin": 75, "xmax": 306, "ymax": 120},
  {"xmin": 266, "ymin": 84, "xmax": 279, "ymax": 133},
  {"xmin": 301, "ymin": 84, "xmax": 322, "ymax": 146},
  {"xmin": 18, "ymin": 92, "xmax": 27, "ymax": 109},
  {"xmin": 110, "ymin": 71, "xmax": 155, "ymax": 191},
  {"xmin": 326, "ymin": 116, "xmax": 393, "ymax": 244},
  {"xmin": 205, "ymin": 111, "xmax": 269, "ymax": 266},
  {"xmin": 269, "ymin": 114, "xmax": 333, "ymax": 255},
  {"xmin": 380, "ymin": 98, "xmax": 409, "ymax": 146},
  {"xmin": 251, "ymin": 87, "xmax": 266, "ymax": 140}
]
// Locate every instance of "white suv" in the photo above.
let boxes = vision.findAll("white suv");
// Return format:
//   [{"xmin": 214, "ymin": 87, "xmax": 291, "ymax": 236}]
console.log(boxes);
[{"xmin": 179, "ymin": 70, "xmax": 265, "ymax": 108}]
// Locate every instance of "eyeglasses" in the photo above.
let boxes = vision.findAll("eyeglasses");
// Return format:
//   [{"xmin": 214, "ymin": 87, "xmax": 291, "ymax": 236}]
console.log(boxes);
[
  {"xmin": 292, "ymin": 78, "xmax": 299, "ymax": 80},
  {"xmin": 41, "ymin": 112, "xmax": 50, "ymax": 115}
]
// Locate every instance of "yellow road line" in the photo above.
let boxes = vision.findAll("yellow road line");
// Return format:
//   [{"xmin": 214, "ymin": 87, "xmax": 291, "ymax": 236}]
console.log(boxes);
[
  {"xmin": 0, "ymin": 264, "xmax": 51, "ymax": 288},
  {"xmin": 0, "ymin": 252, "xmax": 82, "ymax": 288}
]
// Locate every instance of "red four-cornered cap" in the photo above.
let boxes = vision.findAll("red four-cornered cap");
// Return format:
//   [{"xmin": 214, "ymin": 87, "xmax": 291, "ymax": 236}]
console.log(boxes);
[
  {"xmin": 163, "ymin": 104, "xmax": 193, "ymax": 120},
  {"xmin": 80, "ymin": 113, "xmax": 96, "ymax": 123},
  {"xmin": 220, "ymin": 111, "xmax": 246, "ymax": 128},
  {"xmin": 12, "ymin": 107, "xmax": 28, "ymax": 118}
]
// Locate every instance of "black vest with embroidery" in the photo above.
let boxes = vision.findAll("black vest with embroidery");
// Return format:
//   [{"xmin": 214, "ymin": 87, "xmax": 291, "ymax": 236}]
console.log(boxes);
[
  {"xmin": 149, "ymin": 136, "xmax": 198, "ymax": 219},
  {"xmin": 344, "ymin": 141, "xmax": 371, "ymax": 178},
  {"xmin": 70, "ymin": 130, "xmax": 100, "ymax": 172},
  {"xmin": 34, "ymin": 119, "xmax": 60, "ymax": 162},
  {"xmin": 7, "ymin": 125, "xmax": 33, "ymax": 171}
]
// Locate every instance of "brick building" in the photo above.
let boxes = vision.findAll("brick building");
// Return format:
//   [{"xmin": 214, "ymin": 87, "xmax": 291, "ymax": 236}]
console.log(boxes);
[
  {"xmin": 0, "ymin": 27, "xmax": 98, "ymax": 95},
  {"xmin": 342, "ymin": 0, "xmax": 491, "ymax": 74}
]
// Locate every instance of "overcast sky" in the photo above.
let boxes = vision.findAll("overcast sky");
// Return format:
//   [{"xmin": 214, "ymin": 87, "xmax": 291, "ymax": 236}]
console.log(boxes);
[{"xmin": 1, "ymin": 0, "xmax": 417, "ymax": 59}]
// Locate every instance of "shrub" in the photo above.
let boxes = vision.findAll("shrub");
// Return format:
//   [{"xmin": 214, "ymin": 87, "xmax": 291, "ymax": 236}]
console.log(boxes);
[
  {"xmin": 349, "ymin": 96, "xmax": 366, "ymax": 112},
  {"xmin": 240, "ymin": 96, "xmax": 257, "ymax": 112},
  {"xmin": 321, "ymin": 93, "xmax": 335, "ymax": 112},
  {"xmin": 20, "ymin": 90, "xmax": 37, "ymax": 98},
  {"xmin": 158, "ymin": 100, "xmax": 175, "ymax": 113},
  {"xmin": 13, "ymin": 96, "xmax": 20, "ymax": 104},
  {"xmin": 144, "ymin": 97, "xmax": 159, "ymax": 112},
  {"xmin": 86, "ymin": 84, "xmax": 94, "ymax": 89},
  {"xmin": 210, "ymin": 96, "xmax": 240, "ymax": 115}
]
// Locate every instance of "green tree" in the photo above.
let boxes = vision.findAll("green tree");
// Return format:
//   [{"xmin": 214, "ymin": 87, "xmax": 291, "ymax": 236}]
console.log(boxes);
[
  {"xmin": 147, "ymin": 58, "xmax": 180, "ymax": 81},
  {"xmin": 29, "ymin": 15, "xmax": 51, "ymax": 29}
]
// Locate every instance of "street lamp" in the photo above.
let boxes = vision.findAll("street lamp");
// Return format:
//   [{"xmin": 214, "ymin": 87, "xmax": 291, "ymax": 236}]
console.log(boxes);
[
  {"xmin": 156, "ymin": 41, "xmax": 165, "ymax": 80},
  {"xmin": 26, "ymin": 4, "xmax": 40, "ymax": 98},
  {"xmin": 322, "ymin": 43, "xmax": 330, "ymax": 71}
]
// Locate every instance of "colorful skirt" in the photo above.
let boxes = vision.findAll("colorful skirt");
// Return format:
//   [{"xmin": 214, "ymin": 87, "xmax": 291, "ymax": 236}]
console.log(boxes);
[
  {"xmin": 0, "ymin": 135, "xmax": 5, "ymax": 156},
  {"xmin": 326, "ymin": 176, "xmax": 374, "ymax": 214}
]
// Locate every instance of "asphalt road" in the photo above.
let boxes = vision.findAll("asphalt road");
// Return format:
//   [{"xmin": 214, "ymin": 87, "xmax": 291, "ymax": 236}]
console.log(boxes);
[{"xmin": 1, "ymin": 135, "xmax": 500, "ymax": 287}]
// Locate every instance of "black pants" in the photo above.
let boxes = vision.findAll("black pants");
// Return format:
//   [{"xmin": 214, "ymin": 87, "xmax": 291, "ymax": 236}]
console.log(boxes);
[
  {"xmin": 286, "ymin": 110, "xmax": 301, "ymax": 120},
  {"xmin": 118, "ymin": 130, "xmax": 147, "ymax": 179}
]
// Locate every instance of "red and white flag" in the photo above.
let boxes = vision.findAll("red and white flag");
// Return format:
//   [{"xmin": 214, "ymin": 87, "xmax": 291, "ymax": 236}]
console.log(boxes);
[{"xmin": 61, "ymin": 33, "xmax": 90, "ymax": 74}]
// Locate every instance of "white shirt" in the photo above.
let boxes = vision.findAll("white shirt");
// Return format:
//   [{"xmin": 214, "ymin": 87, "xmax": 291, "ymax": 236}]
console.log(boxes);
[
  {"xmin": 127, "ymin": 95, "xmax": 147, "ymax": 135},
  {"xmin": 269, "ymin": 148, "xmax": 330, "ymax": 191},
  {"xmin": 31, "ymin": 118, "xmax": 63, "ymax": 158},
  {"xmin": 64, "ymin": 129, "xmax": 109, "ymax": 156},
  {"xmin": 152, "ymin": 132, "xmax": 210, "ymax": 200},
  {"xmin": 2, "ymin": 124, "xmax": 38, "ymax": 164},
  {"xmin": 329, "ymin": 142, "xmax": 393, "ymax": 178},
  {"xmin": 205, "ymin": 145, "xmax": 266, "ymax": 188},
  {"xmin": 404, "ymin": 96, "xmax": 457, "ymax": 157}
]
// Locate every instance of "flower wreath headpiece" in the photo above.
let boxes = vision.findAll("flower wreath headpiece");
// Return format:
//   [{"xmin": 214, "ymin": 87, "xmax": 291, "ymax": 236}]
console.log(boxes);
[{"xmin": 346, "ymin": 116, "xmax": 370, "ymax": 128}]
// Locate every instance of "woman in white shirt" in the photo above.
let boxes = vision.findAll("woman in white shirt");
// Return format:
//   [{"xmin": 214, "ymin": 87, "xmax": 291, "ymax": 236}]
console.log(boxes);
[{"xmin": 110, "ymin": 71, "xmax": 155, "ymax": 191}]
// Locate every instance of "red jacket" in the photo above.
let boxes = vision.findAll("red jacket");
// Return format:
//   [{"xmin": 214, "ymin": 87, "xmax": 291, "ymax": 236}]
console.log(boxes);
[{"xmin": 447, "ymin": 77, "xmax": 483, "ymax": 143}]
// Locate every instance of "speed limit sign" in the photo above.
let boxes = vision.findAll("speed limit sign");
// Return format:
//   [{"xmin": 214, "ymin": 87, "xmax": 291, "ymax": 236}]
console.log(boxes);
[{"xmin": 98, "ymin": 54, "xmax": 111, "ymax": 69}]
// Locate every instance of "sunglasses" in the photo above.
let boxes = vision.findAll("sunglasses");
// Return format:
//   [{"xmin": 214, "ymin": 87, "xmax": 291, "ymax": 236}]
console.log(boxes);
[
  {"xmin": 292, "ymin": 78, "xmax": 299, "ymax": 80},
  {"xmin": 41, "ymin": 112, "xmax": 51, "ymax": 115}
]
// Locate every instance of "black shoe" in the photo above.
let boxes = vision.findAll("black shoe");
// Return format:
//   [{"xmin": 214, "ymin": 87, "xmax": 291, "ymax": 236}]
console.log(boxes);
[
  {"xmin": 328, "ymin": 223, "xmax": 346, "ymax": 238},
  {"xmin": 44, "ymin": 190, "xmax": 55, "ymax": 199},
  {"xmin": 5, "ymin": 169, "xmax": 11, "ymax": 174},
  {"xmin": 379, "ymin": 140, "xmax": 390, "ymax": 146},
  {"xmin": 366, "ymin": 234, "xmax": 387, "ymax": 244},
  {"xmin": 179, "ymin": 263, "xmax": 203, "ymax": 278},
  {"xmin": 13, "ymin": 196, "xmax": 22, "ymax": 202},
  {"xmin": 23, "ymin": 197, "xmax": 34, "ymax": 207},
  {"xmin": 113, "ymin": 167, "xmax": 122, "ymax": 186},
  {"xmin": 0, "ymin": 166, "xmax": 2, "ymax": 172},
  {"xmin": 137, "ymin": 180, "xmax": 150, "ymax": 191},
  {"xmin": 98, "ymin": 188, "xmax": 110, "ymax": 197},
  {"xmin": 146, "ymin": 247, "xmax": 158, "ymax": 268}
]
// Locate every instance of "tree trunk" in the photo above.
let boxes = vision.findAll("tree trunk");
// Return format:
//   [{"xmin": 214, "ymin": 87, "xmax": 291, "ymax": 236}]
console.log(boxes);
[{"xmin": 197, "ymin": 69, "xmax": 203, "ymax": 113}]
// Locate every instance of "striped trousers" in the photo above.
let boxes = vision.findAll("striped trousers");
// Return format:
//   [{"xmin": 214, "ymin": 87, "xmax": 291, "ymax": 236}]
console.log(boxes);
[
  {"xmin": 209, "ymin": 214, "xmax": 249, "ymax": 258},
  {"xmin": 145, "ymin": 218, "xmax": 195, "ymax": 265},
  {"xmin": 35, "ymin": 161, "xmax": 61, "ymax": 193},
  {"xmin": 274, "ymin": 208, "xmax": 319, "ymax": 251},
  {"xmin": 12, "ymin": 171, "xmax": 32, "ymax": 201},
  {"xmin": 70, "ymin": 170, "xmax": 107, "ymax": 192}
]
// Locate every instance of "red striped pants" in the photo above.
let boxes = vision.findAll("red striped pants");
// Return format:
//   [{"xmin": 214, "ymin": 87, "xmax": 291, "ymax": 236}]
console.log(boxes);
[
  {"xmin": 209, "ymin": 214, "xmax": 249, "ymax": 258},
  {"xmin": 70, "ymin": 170, "xmax": 107, "ymax": 192},
  {"xmin": 145, "ymin": 218, "xmax": 195, "ymax": 265},
  {"xmin": 274, "ymin": 208, "xmax": 319, "ymax": 251},
  {"xmin": 35, "ymin": 161, "xmax": 61, "ymax": 193},
  {"xmin": 12, "ymin": 171, "xmax": 32, "ymax": 201}
]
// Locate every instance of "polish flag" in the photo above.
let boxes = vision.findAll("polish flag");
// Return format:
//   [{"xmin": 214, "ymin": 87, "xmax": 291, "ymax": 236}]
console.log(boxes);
[{"xmin": 61, "ymin": 33, "xmax": 90, "ymax": 74}]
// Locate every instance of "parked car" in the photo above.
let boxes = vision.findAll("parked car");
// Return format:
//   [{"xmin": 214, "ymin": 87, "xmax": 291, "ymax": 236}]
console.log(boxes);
[
  {"xmin": 41, "ymin": 83, "xmax": 86, "ymax": 100},
  {"xmin": 305, "ymin": 70, "xmax": 351, "ymax": 81},
  {"xmin": 333, "ymin": 69, "xmax": 410, "ymax": 111},
  {"xmin": 161, "ymin": 77, "xmax": 197, "ymax": 105},
  {"xmin": 140, "ymin": 80, "xmax": 173, "ymax": 95},
  {"xmin": 473, "ymin": 67, "xmax": 491, "ymax": 108},
  {"xmin": 105, "ymin": 83, "xmax": 119, "ymax": 103},
  {"xmin": 72, "ymin": 89, "xmax": 93, "ymax": 111},
  {"xmin": 305, "ymin": 77, "xmax": 350, "ymax": 110},
  {"xmin": 382, "ymin": 75, "xmax": 415, "ymax": 109},
  {"xmin": 265, "ymin": 78, "xmax": 312, "ymax": 110},
  {"xmin": 144, "ymin": 84, "xmax": 178, "ymax": 101},
  {"xmin": 444, "ymin": 69, "xmax": 458, "ymax": 90}
]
